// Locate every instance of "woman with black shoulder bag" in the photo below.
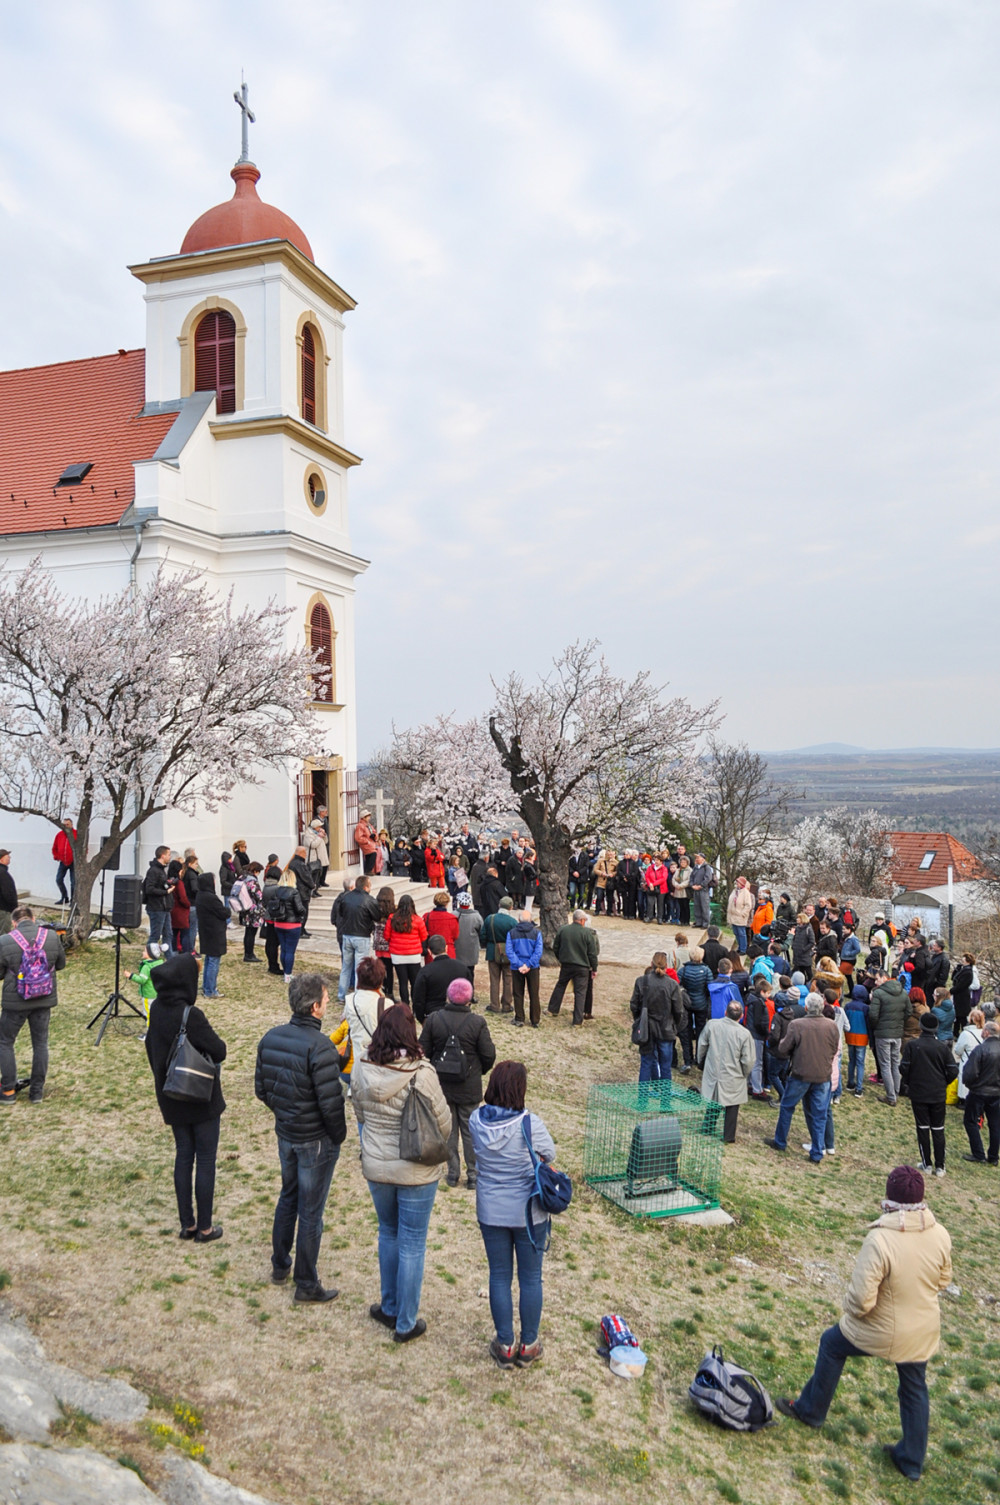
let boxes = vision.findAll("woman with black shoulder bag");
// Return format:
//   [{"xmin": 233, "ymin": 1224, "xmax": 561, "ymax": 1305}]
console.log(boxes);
[
  {"xmin": 629, "ymin": 951, "xmax": 687, "ymax": 1084},
  {"xmin": 145, "ymin": 954, "xmax": 227, "ymax": 1244}
]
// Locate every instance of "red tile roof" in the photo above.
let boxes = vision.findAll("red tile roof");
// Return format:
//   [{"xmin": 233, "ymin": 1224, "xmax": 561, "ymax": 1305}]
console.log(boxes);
[
  {"xmin": 889, "ymin": 831, "xmax": 986, "ymax": 893},
  {"xmin": 0, "ymin": 349, "xmax": 174, "ymax": 535}
]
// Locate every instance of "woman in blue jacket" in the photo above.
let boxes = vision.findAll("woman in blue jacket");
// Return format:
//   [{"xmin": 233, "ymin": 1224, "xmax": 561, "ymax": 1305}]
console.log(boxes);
[{"xmin": 470, "ymin": 1061, "xmax": 556, "ymax": 1370}]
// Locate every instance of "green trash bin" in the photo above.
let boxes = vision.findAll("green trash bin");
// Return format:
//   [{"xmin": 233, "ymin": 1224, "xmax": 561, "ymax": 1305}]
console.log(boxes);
[{"xmin": 709, "ymin": 902, "xmax": 722, "ymax": 926}]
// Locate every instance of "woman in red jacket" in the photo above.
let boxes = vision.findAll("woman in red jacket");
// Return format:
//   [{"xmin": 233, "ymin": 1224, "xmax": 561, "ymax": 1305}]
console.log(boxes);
[
  {"xmin": 170, "ymin": 877, "xmax": 192, "ymax": 954},
  {"xmin": 424, "ymin": 836, "xmax": 446, "ymax": 889},
  {"xmin": 424, "ymin": 891, "xmax": 459, "ymax": 957},
  {"xmin": 383, "ymin": 894, "xmax": 428, "ymax": 1006}
]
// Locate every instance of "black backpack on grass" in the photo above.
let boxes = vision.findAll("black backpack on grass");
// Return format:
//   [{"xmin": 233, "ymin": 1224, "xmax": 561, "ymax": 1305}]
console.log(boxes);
[{"xmin": 689, "ymin": 1345, "xmax": 774, "ymax": 1432}]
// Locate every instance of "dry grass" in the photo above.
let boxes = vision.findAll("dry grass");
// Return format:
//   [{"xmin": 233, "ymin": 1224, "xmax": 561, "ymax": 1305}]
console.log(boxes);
[{"xmin": 1, "ymin": 939, "xmax": 999, "ymax": 1505}]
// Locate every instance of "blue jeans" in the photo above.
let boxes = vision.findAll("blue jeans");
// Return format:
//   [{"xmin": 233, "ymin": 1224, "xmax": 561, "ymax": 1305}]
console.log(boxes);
[
  {"xmin": 638, "ymin": 1041, "xmax": 673, "ymax": 1082},
  {"xmin": 278, "ymin": 926, "xmax": 302, "ymax": 977},
  {"xmin": 773, "ymin": 1077, "xmax": 831, "ymax": 1161},
  {"xmin": 273, "ymin": 1136, "xmax": 340, "ymax": 1292},
  {"xmin": 847, "ymin": 1043, "xmax": 867, "ymax": 1093},
  {"xmin": 56, "ymin": 861, "xmax": 74, "ymax": 904},
  {"xmin": 749, "ymin": 1036, "xmax": 765, "ymax": 1094},
  {"xmin": 187, "ymin": 909, "xmax": 199, "ymax": 953},
  {"xmin": 202, "ymin": 954, "xmax": 221, "ymax": 995},
  {"xmin": 732, "ymin": 925, "xmax": 748, "ymax": 954},
  {"xmin": 338, "ymin": 934, "xmax": 373, "ymax": 1000},
  {"xmin": 367, "ymin": 1179, "xmax": 438, "ymax": 1334},
  {"xmin": 795, "ymin": 1323, "xmax": 928, "ymax": 1479},
  {"xmin": 479, "ymin": 1222, "xmax": 545, "ymax": 1347},
  {"xmin": 147, "ymin": 908, "xmax": 173, "ymax": 954}
]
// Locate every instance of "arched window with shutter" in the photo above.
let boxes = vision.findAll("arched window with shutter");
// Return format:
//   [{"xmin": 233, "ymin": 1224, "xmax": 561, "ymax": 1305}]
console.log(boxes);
[
  {"xmin": 301, "ymin": 324, "xmax": 317, "ymax": 425},
  {"xmin": 194, "ymin": 310, "xmax": 237, "ymax": 414},
  {"xmin": 309, "ymin": 601, "xmax": 334, "ymax": 702}
]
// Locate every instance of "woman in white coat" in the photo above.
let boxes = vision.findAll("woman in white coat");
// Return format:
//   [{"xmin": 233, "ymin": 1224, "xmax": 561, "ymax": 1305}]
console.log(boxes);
[{"xmin": 954, "ymin": 1008, "xmax": 985, "ymax": 1102}]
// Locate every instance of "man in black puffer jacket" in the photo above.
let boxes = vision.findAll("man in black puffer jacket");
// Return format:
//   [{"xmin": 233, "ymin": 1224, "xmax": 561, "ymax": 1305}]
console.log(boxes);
[{"xmin": 255, "ymin": 973, "xmax": 346, "ymax": 1304}]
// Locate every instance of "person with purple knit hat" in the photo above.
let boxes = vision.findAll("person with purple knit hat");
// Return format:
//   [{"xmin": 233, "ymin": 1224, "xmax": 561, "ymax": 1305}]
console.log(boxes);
[
  {"xmin": 419, "ymin": 977, "xmax": 496, "ymax": 1190},
  {"xmin": 776, "ymin": 1165, "xmax": 952, "ymax": 1481}
]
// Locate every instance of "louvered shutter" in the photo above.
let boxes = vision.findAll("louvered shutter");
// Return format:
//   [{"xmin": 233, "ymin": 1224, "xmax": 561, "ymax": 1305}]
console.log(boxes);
[
  {"xmin": 310, "ymin": 603, "xmax": 333, "ymax": 701},
  {"xmin": 302, "ymin": 325, "xmax": 316, "ymax": 425},
  {"xmin": 194, "ymin": 310, "xmax": 237, "ymax": 414}
]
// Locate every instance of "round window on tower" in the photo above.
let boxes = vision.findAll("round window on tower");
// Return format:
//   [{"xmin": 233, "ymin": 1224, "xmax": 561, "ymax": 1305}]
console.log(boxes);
[{"xmin": 304, "ymin": 466, "xmax": 328, "ymax": 516}]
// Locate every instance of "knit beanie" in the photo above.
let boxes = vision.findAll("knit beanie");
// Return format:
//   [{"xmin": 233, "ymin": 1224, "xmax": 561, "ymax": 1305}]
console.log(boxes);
[
  {"xmin": 886, "ymin": 1165, "xmax": 925, "ymax": 1204},
  {"xmin": 791, "ymin": 971, "xmax": 805, "ymax": 987},
  {"xmin": 920, "ymin": 1013, "xmax": 939, "ymax": 1032},
  {"xmin": 446, "ymin": 978, "xmax": 474, "ymax": 1005}
]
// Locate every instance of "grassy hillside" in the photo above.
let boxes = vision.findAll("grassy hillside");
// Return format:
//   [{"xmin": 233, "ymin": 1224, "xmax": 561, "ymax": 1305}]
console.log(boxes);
[{"xmin": 1, "ymin": 939, "xmax": 998, "ymax": 1504}]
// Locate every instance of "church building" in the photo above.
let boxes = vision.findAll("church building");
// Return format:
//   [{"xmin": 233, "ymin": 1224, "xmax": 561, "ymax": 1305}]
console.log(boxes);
[{"xmin": 0, "ymin": 129, "xmax": 367, "ymax": 899}]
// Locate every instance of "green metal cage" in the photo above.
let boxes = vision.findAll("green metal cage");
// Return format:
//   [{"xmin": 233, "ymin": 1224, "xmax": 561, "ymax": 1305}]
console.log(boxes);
[{"xmin": 583, "ymin": 1081, "xmax": 723, "ymax": 1218}]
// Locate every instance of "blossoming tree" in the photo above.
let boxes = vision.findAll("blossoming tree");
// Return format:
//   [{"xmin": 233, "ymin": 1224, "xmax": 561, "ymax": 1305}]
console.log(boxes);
[
  {"xmin": 393, "ymin": 641, "xmax": 720, "ymax": 952},
  {"xmin": 0, "ymin": 560, "xmax": 322, "ymax": 940},
  {"xmin": 771, "ymin": 806, "xmax": 896, "ymax": 899}
]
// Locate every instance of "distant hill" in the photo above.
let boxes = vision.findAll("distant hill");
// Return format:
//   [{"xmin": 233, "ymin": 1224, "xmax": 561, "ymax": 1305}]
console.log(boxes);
[
  {"xmin": 763, "ymin": 742, "xmax": 867, "ymax": 756},
  {"xmin": 763, "ymin": 744, "xmax": 1000, "ymax": 758},
  {"xmin": 760, "ymin": 747, "xmax": 1000, "ymax": 845}
]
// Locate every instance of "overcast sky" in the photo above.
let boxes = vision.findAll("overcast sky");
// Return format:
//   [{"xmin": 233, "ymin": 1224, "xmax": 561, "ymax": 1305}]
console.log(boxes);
[{"xmin": 2, "ymin": 1, "xmax": 999, "ymax": 752}]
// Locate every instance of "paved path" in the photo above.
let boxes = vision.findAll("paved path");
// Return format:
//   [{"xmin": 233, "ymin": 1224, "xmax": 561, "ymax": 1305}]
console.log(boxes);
[{"xmin": 299, "ymin": 898, "xmax": 707, "ymax": 969}]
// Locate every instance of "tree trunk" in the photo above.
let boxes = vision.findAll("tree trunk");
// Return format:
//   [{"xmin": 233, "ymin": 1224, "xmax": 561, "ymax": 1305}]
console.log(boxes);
[
  {"xmin": 532, "ymin": 828, "xmax": 570, "ymax": 962},
  {"xmin": 67, "ymin": 856, "xmax": 100, "ymax": 944}
]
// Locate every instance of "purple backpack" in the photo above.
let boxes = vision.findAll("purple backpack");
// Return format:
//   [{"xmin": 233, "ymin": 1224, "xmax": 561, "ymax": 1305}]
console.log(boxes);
[{"xmin": 10, "ymin": 927, "xmax": 55, "ymax": 1000}]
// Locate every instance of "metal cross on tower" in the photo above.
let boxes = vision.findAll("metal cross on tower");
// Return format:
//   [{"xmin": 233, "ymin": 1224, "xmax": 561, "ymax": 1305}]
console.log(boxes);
[{"xmin": 233, "ymin": 77, "xmax": 256, "ymax": 163}]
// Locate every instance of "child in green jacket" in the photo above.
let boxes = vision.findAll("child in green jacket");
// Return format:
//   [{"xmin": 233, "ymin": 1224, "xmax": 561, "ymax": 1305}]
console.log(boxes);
[{"xmin": 128, "ymin": 944, "xmax": 164, "ymax": 1023}]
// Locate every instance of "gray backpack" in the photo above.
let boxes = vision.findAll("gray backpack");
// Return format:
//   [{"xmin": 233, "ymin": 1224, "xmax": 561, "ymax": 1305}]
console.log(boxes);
[{"xmin": 689, "ymin": 1345, "xmax": 774, "ymax": 1432}]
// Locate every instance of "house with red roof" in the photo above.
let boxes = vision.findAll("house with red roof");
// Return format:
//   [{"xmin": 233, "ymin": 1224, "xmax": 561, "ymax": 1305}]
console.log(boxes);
[
  {"xmin": 888, "ymin": 832, "xmax": 986, "ymax": 894},
  {"xmin": 0, "ymin": 142, "xmax": 367, "ymax": 896}
]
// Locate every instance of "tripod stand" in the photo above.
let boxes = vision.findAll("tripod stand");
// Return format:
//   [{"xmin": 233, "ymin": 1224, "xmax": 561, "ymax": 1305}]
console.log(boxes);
[{"xmin": 87, "ymin": 926, "xmax": 145, "ymax": 1046}]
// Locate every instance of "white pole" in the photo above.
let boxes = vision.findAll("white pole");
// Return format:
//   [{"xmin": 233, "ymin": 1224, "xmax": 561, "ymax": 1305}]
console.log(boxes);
[{"xmin": 947, "ymin": 865, "xmax": 954, "ymax": 952}]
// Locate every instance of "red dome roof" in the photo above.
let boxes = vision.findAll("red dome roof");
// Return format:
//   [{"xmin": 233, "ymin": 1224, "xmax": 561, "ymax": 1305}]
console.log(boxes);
[{"xmin": 180, "ymin": 162, "xmax": 313, "ymax": 261}]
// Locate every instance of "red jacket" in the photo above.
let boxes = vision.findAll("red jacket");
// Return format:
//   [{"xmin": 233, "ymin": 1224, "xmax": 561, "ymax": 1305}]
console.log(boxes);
[
  {"xmin": 644, "ymin": 863, "xmax": 668, "ymax": 893},
  {"xmin": 52, "ymin": 829, "xmax": 76, "ymax": 865},
  {"xmin": 425, "ymin": 909, "xmax": 459, "ymax": 958},
  {"xmin": 384, "ymin": 915, "xmax": 428, "ymax": 958},
  {"xmin": 171, "ymin": 882, "xmax": 191, "ymax": 932}
]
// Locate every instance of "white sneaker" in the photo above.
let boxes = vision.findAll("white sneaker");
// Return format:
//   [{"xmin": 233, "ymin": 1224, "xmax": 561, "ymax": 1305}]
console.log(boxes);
[
  {"xmin": 935, "ymin": 1167, "xmax": 946, "ymax": 1178},
  {"xmin": 802, "ymin": 1143, "xmax": 834, "ymax": 1156}
]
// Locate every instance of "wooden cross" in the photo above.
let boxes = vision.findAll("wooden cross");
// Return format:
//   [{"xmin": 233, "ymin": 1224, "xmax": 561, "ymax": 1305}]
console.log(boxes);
[
  {"xmin": 374, "ymin": 787, "xmax": 394, "ymax": 833},
  {"xmin": 233, "ymin": 78, "xmax": 256, "ymax": 163}
]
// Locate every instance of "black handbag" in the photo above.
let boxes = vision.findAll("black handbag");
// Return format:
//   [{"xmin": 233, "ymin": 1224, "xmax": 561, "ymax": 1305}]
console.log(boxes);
[
  {"xmin": 162, "ymin": 1005, "xmax": 219, "ymax": 1102},
  {"xmin": 632, "ymin": 1006, "xmax": 650, "ymax": 1045},
  {"xmin": 398, "ymin": 1077, "xmax": 449, "ymax": 1165}
]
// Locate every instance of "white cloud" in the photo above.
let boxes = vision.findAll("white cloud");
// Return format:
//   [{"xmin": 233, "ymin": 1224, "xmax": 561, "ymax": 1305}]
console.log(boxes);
[{"xmin": 2, "ymin": 0, "xmax": 999, "ymax": 751}]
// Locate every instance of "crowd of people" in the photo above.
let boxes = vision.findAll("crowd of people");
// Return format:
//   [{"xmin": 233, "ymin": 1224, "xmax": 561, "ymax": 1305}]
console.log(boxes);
[
  {"xmin": 3, "ymin": 811, "xmax": 996, "ymax": 1486},
  {"xmin": 620, "ymin": 894, "xmax": 998, "ymax": 1177},
  {"xmin": 139, "ymin": 952, "xmax": 554, "ymax": 1367},
  {"xmin": 135, "ymin": 835, "xmax": 333, "ymax": 988}
]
